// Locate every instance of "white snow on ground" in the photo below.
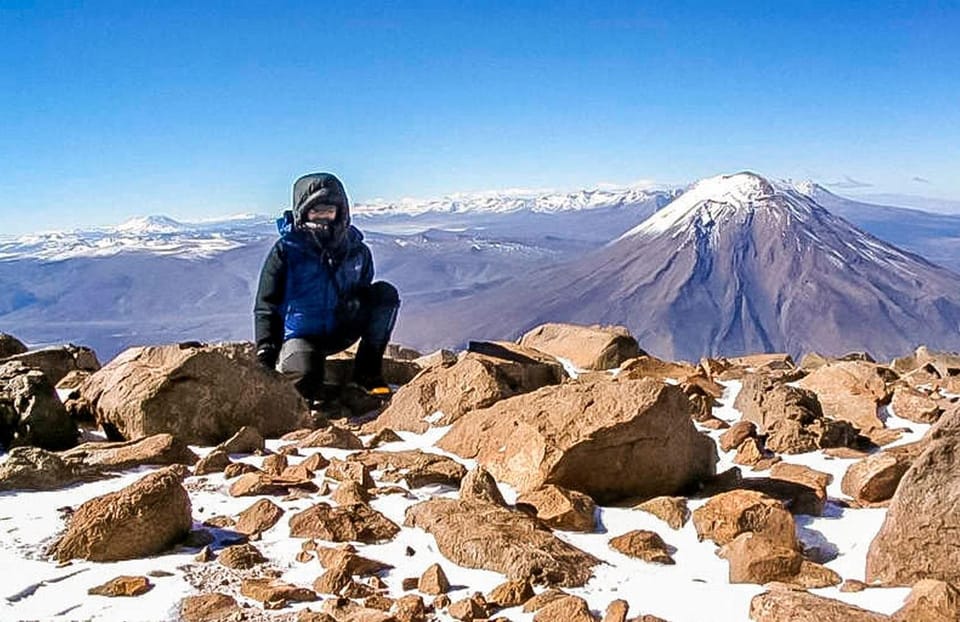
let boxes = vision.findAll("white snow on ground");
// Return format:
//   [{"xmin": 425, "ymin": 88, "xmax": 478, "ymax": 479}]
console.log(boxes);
[{"xmin": 0, "ymin": 378, "xmax": 930, "ymax": 621}]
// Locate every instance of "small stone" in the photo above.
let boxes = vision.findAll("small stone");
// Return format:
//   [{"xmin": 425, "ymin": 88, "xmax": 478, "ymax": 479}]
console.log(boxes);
[
  {"xmin": 602, "ymin": 599, "xmax": 629, "ymax": 622},
  {"xmin": 487, "ymin": 578, "xmax": 534, "ymax": 608},
  {"xmin": 88, "ymin": 575, "xmax": 153, "ymax": 597},
  {"xmin": 609, "ymin": 530, "xmax": 675, "ymax": 564},
  {"xmin": 179, "ymin": 593, "xmax": 240, "ymax": 622},
  {"xmin": 418, "ymin": 563, "xmax": 451, "ymax": 595},
  {"xmin": 367, "ymin": 428, "xmax": 404, "ymax": 448},
  {"xmin": 223, "ymin": 462, "xmax": 260, "ymax": 479},
  {"xmin": 301, "ymin": 452, "xmax": 330, "ymax": 471},
  {"xmin": 634, "ymin": 496, "xmax": 690, "ymax": 530},
  {"xmin": 240, "ymin": 577, "xmax": 317, "ymax": 605},
  {"xmin": 262, "ymin": 453, "xmax": 289, "ymax": 476},
  {"xmin": 235, "ymin": 498, "xmax": 285, "ymax": 536},
  {"xmin": 720, "ymin": 420, "xmax": 757, "ymax": 452},
  {"xmin": 218, "ymin": 426, "xmax": 265, "ymax": 454},
  {"xmin": 218, "ymin": 543, "xmax": 267, "ymax": 570},
  {"xmin": 402, "ymin": 577, "xmax": 419, "ymax": 591},
  {"xmin": 841, "ymin": 579, "xmax": 869, "ymax": 593},
  {"xmin": 332, "ymin": 480, "xmax": 372, "ymax": 506},
  {"xmin": 194, "ymin": 449, "xmax": 231, "ymax": 476},
  {"xmin": 433, "ymin": 594, "xmax": 451, "ymax": 610},
  {"xmin": 448, "ymin": 592, "xmax": 487, "ymax": 621},
  {"xmin": 194, "ymin": 546, "xmax": 214, "ymax": 562}
]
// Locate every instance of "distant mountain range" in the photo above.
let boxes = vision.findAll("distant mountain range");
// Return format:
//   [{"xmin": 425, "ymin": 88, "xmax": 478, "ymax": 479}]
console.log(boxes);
[{"xmin": 2, "ymin": 176, "xmax": 960, "ymax": 362}]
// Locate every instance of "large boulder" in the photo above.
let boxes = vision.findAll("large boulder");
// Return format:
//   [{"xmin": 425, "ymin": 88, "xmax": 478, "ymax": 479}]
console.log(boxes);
[
  {"xmin": 77, "ymin": 342, "xmax": 309, "ymax": 444},
  {"xmin": 692, "ymin": 489, "xmax": 797, "ymax": 550},
  {"xmin": 0, "ymin": 360, "xmax": 77, "ymax": 450},
  {"xmin": 60, "ymin": 433, "xmax": 199, "ymax": 471},
  {"xmin": 366, "ymin": 343, "xmax": 566, "ymax": 434},
  {"xmin": 797, "ymin": 361, "xmax": 896, "ymax": 431},
  {"xmin": 749, "ymin": 586, "xmax": 890, "ymax": 622},
  {"xmin": 0, "ymin": 333, "xmax": 28, "ymax": 358},
  {"xmin": 438, "ymin": 378, "xmax": 716, "ymax": 503},
  {"xmin": 892, "ymin": 579, "xmax": 960, "ymax": 622},
  {"xmin": 0, "ymin": 446, "xmax": 83, "ymax": 491},
  {"xmin": 50, "ymin": 465, "xmax": 192, "ymax": 561},
  {"xmin": 866, "ymin": 407, "xmax": 960, "ymax": 586},
  {"xmin": 518, "ymin": 322, "xmax": 641, "ymax": 370},
  {"xmin": 404, "ymin": 498, "xmax": 599, "ymax": 587},
  {"xmin": 2, "ymin": 344, "xmax": 100, "ymax": 386}
]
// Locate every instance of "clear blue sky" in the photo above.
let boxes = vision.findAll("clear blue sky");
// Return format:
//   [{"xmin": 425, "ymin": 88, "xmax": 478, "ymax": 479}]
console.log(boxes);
[{"xmin": 1, "ymin": 1, "xmax": 958, "ymax": 233}]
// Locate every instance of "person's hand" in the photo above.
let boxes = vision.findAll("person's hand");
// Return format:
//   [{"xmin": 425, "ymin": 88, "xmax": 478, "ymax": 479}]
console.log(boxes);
[{"xmin": 256, "ymin": 345, "xmax": 278, "ymax": 370}]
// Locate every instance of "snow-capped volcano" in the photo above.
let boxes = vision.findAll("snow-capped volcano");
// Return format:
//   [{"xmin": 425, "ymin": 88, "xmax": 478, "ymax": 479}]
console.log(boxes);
[{"xmin": 398, "ymin": 172, "xmax": 960, "ymax": 361}]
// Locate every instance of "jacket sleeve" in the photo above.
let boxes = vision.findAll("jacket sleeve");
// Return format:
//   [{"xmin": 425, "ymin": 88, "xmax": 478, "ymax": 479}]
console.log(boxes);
[
  {"xmin": 253, "ymin": 241, "xmax": 286, "ymax": 350},
  {"xmin": 359, "ymin": 243, "xmax": 374, "ymax": 288}
]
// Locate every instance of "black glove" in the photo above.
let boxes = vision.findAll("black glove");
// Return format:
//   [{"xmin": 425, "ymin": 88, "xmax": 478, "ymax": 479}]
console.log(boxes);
[{"xmin": 256, "ymin": 345, "xmax": 278, "ymax": 370}]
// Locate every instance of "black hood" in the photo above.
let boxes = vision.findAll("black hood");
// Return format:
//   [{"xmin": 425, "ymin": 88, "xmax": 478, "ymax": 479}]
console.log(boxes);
[{"xmin": 292, "ymin": 172, "xmax": 350, "ymax": 247}]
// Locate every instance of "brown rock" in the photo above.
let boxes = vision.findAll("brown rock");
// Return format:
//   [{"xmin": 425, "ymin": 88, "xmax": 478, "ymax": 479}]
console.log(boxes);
[
  {"xmin": 617, "ymin": 355, "xmax": 698, "ymax": 383},
  {"xmin": 1, "ymin": 360, "xmax": 78, "ymax": 450},
  {"xmin": 315, "ymin": 545, "xmax": 393, "ymax": 576},
  {"xmin": 320, "ymin": 596, "xmax": 397, "ymax": 621},
  {"xmin": 56, "ymin": 369, "xmax": 92, "ymax": 391},
  {"xmin": 797, "ymin": 361, "xmax": 894, "ymax": 431},
  {"xmin": 519, "ymin": 322, "xmax": 641, "ymax": 370},
  {"xmin": 609, "ymin": 530, "xmax": 675, "ymax": 564},
  {"xmin": 769, "ymin": 463, "xmax": 832, "ymax": 501},
  {"xmin": 734, "ymin": 437, "xmax": 768, "ymax": 466},
  {"xmin": 842, "ymin": 451, "xmax": 911, "ymax": 504},
  {"xmin": 332, "ymin": 480, "xmax": 372, "ymax": 505},
  {"xmin": 719, "ymin": 532, "xmax": 803, "ymax": 584},
  {"xmin": 0, "ymin": 446, "xmax": 83, "ymax": 492},
  {"xmin": 351, "ymin": 449, "xmax": 466, "ymax": 489},
  {"xmin": 194, "ymin": 449, "xmax": 231, "ymax": 475},
  {"xmin": 841, "ymin": 579, "xmax": 869, "ymax": 593},
  {"xmin": 218, "ymin": 543, "xmax": 267, "ymax": 569},
  {"xmin": 78, "ymin": 343, "xmax": 307, "ymax": 444},
  {"xmin": 261, "ymin": 453, "xmax": 288, "ymax": 476},
  {"xmin": 326, "ymin": 457, "xmax": 375, "ymax": 489},
  {"xmin": 235, "ymin": 499, "xmax": 285, "ymax": 536},
  {"xmin": 698, "ymin": 417, "xmax": 730, "ymax": 430},
  {"xmin": 297, "ymin": 611, "xmax": 337, "ymax": 622},
  {"xmin": 179, "ymin": 593, "xmax": 241, "ymax": 622},
  {"xmin": 240, "ymin": 577, "xmax": 317, "ymax": 605},
  {"xmin": 634, "ymin": 496, "xmax": 690, "ymax": 530},
  {"xmin": 533, "ymin": 595, "xmax": 598, "ymax": 622},
  {"xmin": 229, "ymin": 472, "xmax": 316, "ymax": 497},
  {"xmin": 459, "ymin": 466, "xmax": 507, "ymax": 506},
  {"xmin": 867, "ymin": 411, "xmax": 960, "ymax": 586},
  {"xmin": 313, "ymin": 561, "xmax": 351, "ymax": 595},
  {"xmin": 791, "ymin": 560, "xmax": 843, "ymax": 589},
  {"xmin": 5, "ymin": 344, "xmax": 100, "ymax": 388},
  {"xmin": 487, "ymin": 578, "xmax": 535, "ymax": 608},
  {"xmin": 602, "ymin": 599, "xmax": 629, "ymax": 622},
  {"xmin": 50, "ymin": 465, "xmax": 191, "ymax": 561},
  {"xmin": 393, "ymin": 594, "xmax": 426, "ymax": 622},
  {"xmin": 218, "ymin": 425, "xmax": 266, "ymax": 454},
  {"xmin": 300, "ymin": 452, "xmax": 330, "ymax": 471},
  {"xmin": 297, "ymin": 425, "xmax": 364, "ymax": 450},
  {"xmin": 891, "ymin": 385, "xmax": 942, "ymax": 424},
  {"xmin": 720, "ymin": 421, "xmax": 757, "ymax": 452},
  {"xmin": 60, "ymin": 433, "xmax": 199, "ymax": 471},
  {"xmin": 88, "ymin": 575, "xmax": 153, "ymax": 597},
  {"xmin": 518, "ymin": 484, "xmax": 597, "ymax": 532},
  {"xmin": 366, "ymin": 345, "xmax": 566, "ymax": 434},
  {"xmin": 736, "ymin": 477, "xmax": 826, "ymax": 516},
  {"xmin": 367, "ymin": 427, "xmax": 404, "ymax": 448},
  {"xmin": 523, "ymin": 589, "xmax": 569, "ymax": 612},
  {"xmin": 289, "ymin": 502, "xmax": 400, "ymax": 543},
  {"xmin": 892, "ymin": 579, "xmax": 960, "ymax": 622},
  {"xmin": 0, "ymin": 333, "xmax": 28, "ymax": 358},
  {"xmin": 438, "ymin": 378, "xmax": 716, "ymax": 503},
  {"xmin": 281, "ymin": 464, "xmax": 315, "ymax": 480},
  {"xmin": 366, "ymin": 593, "xmax": 395, "ymax": 612},
  {"xmin": 749, "ymin": 586, "xmax": 890, "ymax": 621},
  {"xmin": 418, "ymin": 563, "xmax": 451, "ymax": 595},
  {"xmin": 404, "ymin": 498, "xmax": 599, "ymax": 587},
  {"xmin": 448, "ymin": 592, "xmax": 488, "ymax": 621},
  {"xmin": 433, "ymin": 594, "xmax": 452, "ymax": 609},
  {"xmin": 691, "ymin": 489, "xmax": 796, "ymax": 550}
]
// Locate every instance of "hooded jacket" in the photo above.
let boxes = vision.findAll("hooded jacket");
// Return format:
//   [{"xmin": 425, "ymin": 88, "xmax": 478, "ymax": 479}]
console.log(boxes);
[{"xmin": 254, "ymin": 173, "xmax": 374, "ymax": 350}]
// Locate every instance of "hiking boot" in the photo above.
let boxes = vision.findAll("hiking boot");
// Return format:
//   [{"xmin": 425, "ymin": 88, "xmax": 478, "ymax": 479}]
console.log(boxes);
[{"xmin": 351, "ymin": 376, "xmax": 393, "ymax": 397}]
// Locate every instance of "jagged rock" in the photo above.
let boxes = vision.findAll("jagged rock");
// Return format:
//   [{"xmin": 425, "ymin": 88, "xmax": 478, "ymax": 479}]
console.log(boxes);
[
  {"xmin": 392, "ymin": 594, "xmax": 426, "ymax": 622},
  {"xmin": 768, "ymin": 463, "xmax": 831, "ymax": 513},
  {"xmin": 891, "ymin": 385, "xmax": 942, "ymax": 423},
  {"xmin": 179, "ymin": 593, "xmax": 241, "ymax": 622},
  {"xmin": 223, "ymin": 462, "xmax": 260, "ymax": 479},
  {"xmin": 749, "ymin": 586, "xmax": 890, "ymax": 621},
  {"xmin": 867, "ymin": 407, "xmax": 960, "ymax": 586},
  {"xmin": 301, "ymin": 452, "xmax": 330, "ymax": 471},
  {"xmin": 289, "ymin": 502, "xmax": 400, "ymax": 543},
  {"xmin": 240, "ymin": 577, "xmax": 317, "ymax": 605},
  {"xmin": 459, "ymin": 466, "xmax": 507, "ymax": 506},
  {"xmin": 634, "ymin": 496, "xmax": 690, "ymax": 530},
  {"xmin": 349, "ymin": 449, "xmax": 466, "ymax": 489},
  {"xmin": 734, "ymin": 437, "xmax": 768, "ymax": 466},
  {"xmin": 261, "ymin": 453, "xmax": 288, "ymax": 476},
  {"xmin": 719, "ymin": 532, "xmax": 803, "ymax": 584},
  {"xmin": 438, "ymin": 378, "xmax": 716, "ymax": 503},
  {"xmin": 78, "ymin": 342, "xmax": 308, "ymax": 444},
  {"xmin": 892, "ymin": 346, "xmax": 960, "ymax": 378},
  {"xmin": 217, "ymin": 425, "xmax": 265, "ymax": 454},
  {"xmin": 719, "ymin": 421, "xmax": 757, "ymax": 452},
  {"xmin": 523, "ymin": 589, "xmax": 570, "ymax": 612},
  {"xmin": 797, "ymin": 361, "xmax": 895, "ymax": 431},
  {"xmin": 602, "ymin": 599, "xmax": 629, "ymax": 622},
  {"xmin": 841, "ymin": 579, "xmax": 869, "ymax": 593},
  {"xmin": 315, "ymin": 545, "xmax": 393, "ymax": 576},
  {"xmin": 519, "ymin": 322, "xmax": 641, "ymax": 370},
  {"xmin": 367, "ymin": 427, "xmax": 403, "ymax": 448},
  {"xmin": 296, "ymin": 425, "xmax": 364, "ymax": 450},
  {"xmin": 365, "ymin": 344, "xmax": 566, "ymax": 434},
  {"xmin": 194, "ymin": 449, "xmax": 231, "ymax": 476},
  {"xmin": 56, "ymin": 369, "xmax": 92, "ymax": 391},
  {"xmin": 0, "ymin": 446, "xmax": 83, "ymax": 491},
  {"xmin": 0, "ymin": 361, "xmax": 77, "ymax": 450},
  {"xmin": 609, "ymin": 530, "xmax": 674, "ymax": 564},
  {"xmin": 792, "ymin": 560, "xmax": 843, "ymax": 589},
  {"xmin": 282, "ymin": 463, "xmax": 315, "ymax": 481},
  {"xmin": 892, "ymin": 579, "xmax": 960, "ymax": 622},
  {"xmin": 51, "ymin": 465, "xmax": 192, "ymax": 561},
  {"xmin": 418, "ymin": 563, "xmax": 451, "ymax": 595},
  {"xmin": 235, "ymin": 499, "xmax": 285, "ymax": 536},
  {"xmin": 487, "ymin": 579, "xmax": 535, "ymax": 608},
  {"xmin": 404, "ymin": 498, "xmax": 599, "ymax": 587},
  {"xmin": 841, "ymin": 450, "xmax": 912, "ymax": 504},
  {"xmin": 61, "ymin": 433, "xmax": 199, "ymax": 471},
  {"xmin": 518, "ymin": 484, "xmax": 597, "ymax": 532},
  {"xmin": 326, "ymin": 457, "xmax": 375, "ymax": 489},
  {"xmin": 218, "ymin": 543, "xmax": 267, "ymax": 569},
  {"xmin": 724, "ymin": 476, "xmax": 825, "ymax": 517},
  {"xmin": 229, "ymin": 472, "xmax": 316, "ymax": 496},
  {"xmin": 332, "ymin": 480, "xmax": 372, "ymax": 505},
  {"xmin": 533, "ymin": 595, "xmax": 598, "ymax": 622},
  {"xmin": 2, "ymin": 344, "xmax": 100, "ymax": 385},
  {"xmin": 619, "ymin": 356, "xmax": 724, "ymax": 400},
  {"xmin": 692, "ymin": 489, "xmax": 797, "ymax": 550},
  {"xmin": 448, "ymin": 592, "xmax": 488, "ymax": 621},
  {"xmin": 0, "ymin": 333, "xmax": 28, "ymax": 358},
  {"xmin": 87, "ymin": 575, "xmax": 153, "ymax": 597}
]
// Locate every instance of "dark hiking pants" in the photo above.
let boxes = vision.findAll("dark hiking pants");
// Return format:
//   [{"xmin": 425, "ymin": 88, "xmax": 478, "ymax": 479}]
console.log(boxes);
[{"xmin": 277, "ymin": 281, "xmax": 399, "ymax": 402}]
